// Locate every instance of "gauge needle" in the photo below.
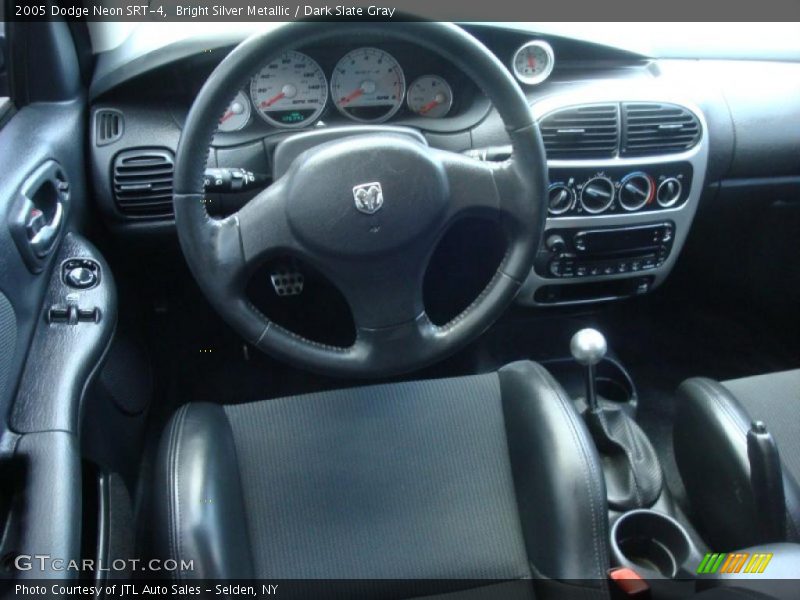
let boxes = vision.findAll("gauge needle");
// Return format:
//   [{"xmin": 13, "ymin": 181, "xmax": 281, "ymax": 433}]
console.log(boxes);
[
  {"xmin": 527, "ymin": 54, "xmax": 537, "ymax": 69},
  {"xmin": 219, "ymin": 111, "xmax": 235, "ymax": 123},
  {"xmin": 418, "ymin": 100, "xmax": 441, "ymax": 115},
  {"xmin": 340, "ymin": 88, "xmax": 364, "ymax": 106},
  {"xmin": 260, "ymin": 92, "xmax": 286, "ymax": 108}
]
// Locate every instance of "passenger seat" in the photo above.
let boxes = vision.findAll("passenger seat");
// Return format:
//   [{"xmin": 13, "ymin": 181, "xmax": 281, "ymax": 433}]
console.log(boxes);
[{"xmin": 674, "ymin": 370, "xmax": 800, "ymax": 550}]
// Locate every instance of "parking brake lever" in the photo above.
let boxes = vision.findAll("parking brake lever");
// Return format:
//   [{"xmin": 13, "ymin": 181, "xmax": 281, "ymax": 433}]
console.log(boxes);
[{"xmin": 747, "ymin": 420, "xmax": 786, "ymax": 543}]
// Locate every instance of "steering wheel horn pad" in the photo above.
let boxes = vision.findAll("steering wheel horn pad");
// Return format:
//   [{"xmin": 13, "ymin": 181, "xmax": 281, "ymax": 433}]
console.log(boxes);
[
  {"xmin": 173, "ymin": 22, "xmax": 547, "ymax": 377},
  {"xmin": 284, "ymin": 134, "xmax": 449, "ymax": 257}
]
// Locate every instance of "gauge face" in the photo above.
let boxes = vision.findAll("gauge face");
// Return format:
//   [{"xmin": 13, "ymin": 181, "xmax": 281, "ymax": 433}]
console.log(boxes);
[
  {"xmin": 512, "ymin": 41, "xmax": 555, "ymax": 85},
  {"xmin": 331, "ymin": 48, "xmax": 405, "ymax": 123},
  {"xmin": 250, "ymin": 51, "xmax": 328, "ymax": 128},
  {"xmin": 407, "ymin": 75, "xmax": 453, "ymax": 118},
  {"xmin": 217, "ymin": 91, "xmax": 251, "ymax": 132}
]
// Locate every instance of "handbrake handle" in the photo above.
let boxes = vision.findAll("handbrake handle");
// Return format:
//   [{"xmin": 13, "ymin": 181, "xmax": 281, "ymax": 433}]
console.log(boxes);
[{"xmin": 747, "ymin": 420, "xmax": 787, "ymax": 543}]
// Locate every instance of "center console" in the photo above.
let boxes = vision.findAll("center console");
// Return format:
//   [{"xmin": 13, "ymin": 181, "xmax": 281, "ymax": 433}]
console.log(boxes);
[
  {"xmin": 561, "ymin": 326, "xmax": 800, "ymax": 599},
  {"xmin": 517, "ymin": 94, "xmax": 709, "ymax": 306}
]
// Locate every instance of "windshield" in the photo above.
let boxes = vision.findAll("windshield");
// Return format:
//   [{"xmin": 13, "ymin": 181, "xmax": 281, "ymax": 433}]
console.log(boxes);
[{"xmin": 89, "ymin": 21, "xmax": 800, "ymax": 61}]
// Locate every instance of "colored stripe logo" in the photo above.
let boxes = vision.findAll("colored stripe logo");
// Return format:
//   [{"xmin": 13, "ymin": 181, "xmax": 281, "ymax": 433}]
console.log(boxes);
[{"xmin": 697, "ymin": 552, "xmax": 773, "ymax": 574}]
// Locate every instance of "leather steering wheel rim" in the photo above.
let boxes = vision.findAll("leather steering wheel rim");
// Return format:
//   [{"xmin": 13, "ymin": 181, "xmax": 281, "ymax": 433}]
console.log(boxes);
[{"xmin": 173, "ymin": 22, "xmax": 547, "ymax": 378}]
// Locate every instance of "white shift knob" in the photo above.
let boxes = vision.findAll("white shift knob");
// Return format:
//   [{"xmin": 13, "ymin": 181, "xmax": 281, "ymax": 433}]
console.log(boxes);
[{"xmin": 570, "ymin": 328, "xmax": 607, "ymax": 366}]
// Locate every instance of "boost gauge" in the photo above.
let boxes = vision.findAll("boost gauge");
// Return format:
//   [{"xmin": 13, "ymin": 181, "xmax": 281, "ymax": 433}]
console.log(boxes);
[
  {"xmin": 250, "ymin": 51, "xmax": 327, "ymax": 128},
  {"xmin": 331, "ymin": 47, "xmax": 405, "ymax": 122},
  {"xmin": 407, "ymin": 75, "xmax": 453, "ymax": 118},
  {"xmin": 511, "ymin": 40, "xmax": 555, "ymax": 85},
  {"xmin": 217, "ymin": 91, "xmax": 251, "ymax": 132}
]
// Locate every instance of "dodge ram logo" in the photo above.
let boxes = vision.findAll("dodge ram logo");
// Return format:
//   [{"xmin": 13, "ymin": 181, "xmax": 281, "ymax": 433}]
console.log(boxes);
[{"xmin": 352, "ymin": 182, "xmax": 384, "ymax": 215}]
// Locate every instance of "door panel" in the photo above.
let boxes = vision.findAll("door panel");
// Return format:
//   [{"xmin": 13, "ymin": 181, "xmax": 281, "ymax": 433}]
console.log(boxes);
[
  {"xmin": 0, "ymin": 98, "xmax": 87, "ymax": 425},
  {"xmin": 0, "ymin": 20, "xmax": 88, "ymax": 583}
]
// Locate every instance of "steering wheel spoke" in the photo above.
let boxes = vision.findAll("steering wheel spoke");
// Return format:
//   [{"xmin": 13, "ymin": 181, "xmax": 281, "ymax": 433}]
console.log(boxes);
[
  {"xmin": 436, "ymin": 149, "xmax": 504, "ymax": 220},
  {"xmin": 353, "ymin": 312, "xmax": 440, "ymax": 370},
  {"xmin": 235, "ymin": 177, "xmax": 302, "ymax": 268},
  {"xmin": 324, "ymin": 249, "xmax": 430, "ymax": 332}
]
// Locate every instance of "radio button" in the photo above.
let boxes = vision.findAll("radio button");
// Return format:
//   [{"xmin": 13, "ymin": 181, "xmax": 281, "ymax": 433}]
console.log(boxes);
[{"xmin": 545, "ymin": 234, "xmax": 567, "ymax": 253}]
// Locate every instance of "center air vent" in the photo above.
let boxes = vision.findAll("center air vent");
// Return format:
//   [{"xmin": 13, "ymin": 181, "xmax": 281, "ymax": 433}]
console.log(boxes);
[
  {"xmin": 539, "ymin": 104, "xmax": 619, "ymax": 159},
  {"xmin": 621, "ymin": 103, "xmax": 701, "ymax": 157},
  {"xmin": 112, "ymin": 148, "xmax": 174, "ymax": 218}
]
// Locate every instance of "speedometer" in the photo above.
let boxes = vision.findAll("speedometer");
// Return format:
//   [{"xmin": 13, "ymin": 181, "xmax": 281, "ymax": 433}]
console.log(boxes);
[
  {"xmin": 250, "ymin": 51, "xmax": 327, "ymax": 128},
  {"xmin": 331, "ymin": 48, "xmax": 405, "ymax": 123}
]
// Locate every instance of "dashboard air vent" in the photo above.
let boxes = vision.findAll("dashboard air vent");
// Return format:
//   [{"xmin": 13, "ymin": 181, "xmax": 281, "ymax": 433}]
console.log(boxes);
[
  {"xmin": 95, "ymin": 109, "xmax": 124, "ymax": 146},
  {"xmin": 621, "ymin": 103, "xmax": 700, "ymax": 156},
  {"xmin": 113, "ymin": 148, "xmax": 174, "ymax": 218},
  {"xmin": 539, "ymin": 104, "xmax": 619, "ymax": 159}
]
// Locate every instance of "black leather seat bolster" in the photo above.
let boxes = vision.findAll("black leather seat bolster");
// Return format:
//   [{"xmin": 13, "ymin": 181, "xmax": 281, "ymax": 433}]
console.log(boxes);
[
  {"xmin": 674, "ymin": 378, "xmax": 800, "ymax": 549},
  {"xmin": 154, "ymin": 402, "xmax": 255, "ymax": 579},
  {"xmin": 498, "ymin": 361, "xmax": 610, "ymax": 587}
]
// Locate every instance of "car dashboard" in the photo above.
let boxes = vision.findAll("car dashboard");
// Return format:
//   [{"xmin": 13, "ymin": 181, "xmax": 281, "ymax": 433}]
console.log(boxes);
[{"xmin": 87, "ymin": 23, "xmax": 800, "ymax": 309}]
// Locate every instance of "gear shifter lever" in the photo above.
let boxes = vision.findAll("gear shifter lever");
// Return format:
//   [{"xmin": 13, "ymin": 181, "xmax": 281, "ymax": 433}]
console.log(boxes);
[
  {"xmin": 570, "ymin": 328, "xmax": 664, "ymax": 510},
  {"xmin": 570, "ymin": 328, "xmax": 607, "ymax": 412}
]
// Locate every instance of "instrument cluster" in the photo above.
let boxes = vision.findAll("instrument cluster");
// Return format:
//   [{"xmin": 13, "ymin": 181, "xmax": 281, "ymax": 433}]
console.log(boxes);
[{"xmin": 217, "ymin": 46, "xmax": 458, "ymax": 132}]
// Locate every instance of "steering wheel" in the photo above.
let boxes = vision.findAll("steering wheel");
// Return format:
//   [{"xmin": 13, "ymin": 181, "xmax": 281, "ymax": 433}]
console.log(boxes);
[{"xmin": 173, "ymin": 22, "xmax": 547, "ymax": 378}]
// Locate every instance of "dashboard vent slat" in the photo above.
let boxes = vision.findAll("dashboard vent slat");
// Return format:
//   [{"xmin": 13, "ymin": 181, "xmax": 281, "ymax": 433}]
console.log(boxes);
[
  {"xmin": 621, "ymin": 102, "xmax": 701, "ymax": 157},
  {"xmin": 539, "ymin": 104, "xmax": 619, "ymax": 159},
  {"xmin": 95, "ymin": 109, "xmax": 124, "ymax": 146},
  {"xmin": 113, "ymin": 148, "xmax": 175, "ymax": 218}
]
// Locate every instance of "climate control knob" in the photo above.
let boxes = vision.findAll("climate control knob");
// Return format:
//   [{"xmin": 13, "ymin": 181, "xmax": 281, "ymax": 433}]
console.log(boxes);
[
  {"xmin": 547, "ymin": 183, "xmax": 574, "ymax": 215},
  {"xmin": 579, "ymin": 176, "xmax": 615, "ymax": 214},
  {"xmin": 657, "ymin": 177, "xmax": 682, "ymax": 208},
  {"xmin": 618, "ymin": 172, "xmax": 655, "ymax": 211}
]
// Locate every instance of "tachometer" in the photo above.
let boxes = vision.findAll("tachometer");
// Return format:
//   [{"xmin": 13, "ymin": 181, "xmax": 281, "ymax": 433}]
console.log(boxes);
[
  {"xmin": 407, "ymin": 75, "xmax": 453, "ymax": 118},
  {"xmin": 511, "ymin": 40, "xmax": 555, "ymax": 85},
  {"xmin": 217, "ymin": 91, "xmax": 251, "ymax": 132},
  {"xmin": 250, "ymin": 51, "xmax": 327, "ymax": 128},
  {"xmin": 331, "ymin": 48, "xmax": 405, "ymax": 123}
]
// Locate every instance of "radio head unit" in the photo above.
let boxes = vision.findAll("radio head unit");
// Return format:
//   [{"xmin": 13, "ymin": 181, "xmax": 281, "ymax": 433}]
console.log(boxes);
[{"xmin": 536, "ymin": 222, "xmax": 675, "ymax": 279}]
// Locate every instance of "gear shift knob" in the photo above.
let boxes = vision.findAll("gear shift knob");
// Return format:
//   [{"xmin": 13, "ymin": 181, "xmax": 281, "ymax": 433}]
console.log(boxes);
[
  {"xmin": 570, "ymin": 328, "xmax": 607, "ymax": 411},
  {"xmin": 570, "ymin": 328, "xmax": 607, "ymax": 366}
]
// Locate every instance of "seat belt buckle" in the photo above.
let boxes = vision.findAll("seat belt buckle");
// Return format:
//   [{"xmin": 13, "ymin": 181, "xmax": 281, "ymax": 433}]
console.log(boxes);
[{"xmin": 608, "ymin": 567, "xmax": 651, "ymax": 599}]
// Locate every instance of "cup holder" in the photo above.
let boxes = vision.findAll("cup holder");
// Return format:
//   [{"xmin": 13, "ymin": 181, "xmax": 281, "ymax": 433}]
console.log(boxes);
[{"xmin": 611, "ymin": 510, "xmax": 698, "ymax": 579}]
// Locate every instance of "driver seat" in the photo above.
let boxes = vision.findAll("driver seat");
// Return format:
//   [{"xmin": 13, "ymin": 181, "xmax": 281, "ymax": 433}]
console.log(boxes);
[{"xmin": 153, "ymin": 361, "xmax": 611, "ymax": 598}]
